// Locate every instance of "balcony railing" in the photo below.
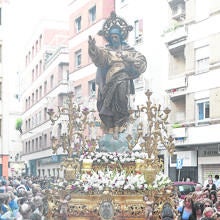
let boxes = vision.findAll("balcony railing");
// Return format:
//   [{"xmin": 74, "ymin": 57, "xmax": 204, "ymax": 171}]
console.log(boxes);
[
  {"xmin": 163, "ymin": 25, "xmax": 187, "ymax": 55},
  {"xmin": 166, "ymin": 76, "xmax": 187, "ymax": 99},
  {"xmin": 167, "ymin": 0, "xmax": 185, "ymax": 6}
]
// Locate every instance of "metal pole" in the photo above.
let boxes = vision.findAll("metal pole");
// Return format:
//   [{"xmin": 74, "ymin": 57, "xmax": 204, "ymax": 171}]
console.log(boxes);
[{"xmin": 178, "ymin": 169, "xmax": 181, "ymax": 181}]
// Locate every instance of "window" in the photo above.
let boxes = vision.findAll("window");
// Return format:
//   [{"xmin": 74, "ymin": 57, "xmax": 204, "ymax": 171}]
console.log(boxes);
[
  {"xmin": 35, "ymin": 89, "xmax": 38, "ymax": 101},
  {"xmin": 32, "ymin": 46, "xmax": 34, "ymax": 59},
  {"xmin": 35, "ymin": 40, "xmax": 38, "ymax": 54},
  {"xmin": 44, "ymin": 81, "xmax": 47, "ymax": 94},
  {"xmin": 134, "ymin": 19, "xmax": 143, "ymax": 44},
  {"xmin": 35, "ymin": 64, "xmax": 38, "ymax": 78},
  {"xmin": 44, "ymin": 107, "xmax": 47, "ymax": 121},
  {"xmin": 196, "ymin": 100, "xmax": 209, "ymax": 122},
  {"xmin": 196, "ymin": 58, "xmax": 209, "ymax": 74},
  {"xmin": 74, "ymin": 85, "xmax": 82, "ymax": 103},
  {"xmin": 28, "ymin": 118, "xmax": 31, "ymax": 130},
  {"xmin": 39, "ymin": 35, "xmax": 42, "ymax": 49},
  {"xmin": 28, "ymin": 96, "xmax": 31, "ymax": 108},
  {"xmin": 35, "ymin": 138, "xmax": 38, "ymax": 151},
  {"xmin": 44, "ymin": 134, "xmax": 47, "ymax": 148},
  {"xmin": 39, "ymin": 111, "xmax": 41, "ymax": 124},
  {"xmin": 32, "ymin": 69, "xmax": 34, "ymax": 82},
  {"xmin": 39, "ymin": 86, "xmax": 42, "ymax": 98},
  {"xmin": 75, "ymin": 49, "xmax": 82, "ymax": 68},
  {"xmin": 28, "ymin": 141, "xmax": 30, "ymax": 153},
  {"xmin": 39, "ymin": 136, "xmax": 42, "ymax": 149},
  {"xmin": 32, "ymin": 92, "xmax": 34, "ymax": 105},
  {"xmin": 32, "ymin": 140, "xmax": 34, "ymax": 152},
  {"xmin": 50, "ymin": 74, "xmax": 54, "ymax": 88},
  {"xmin": 195, "ymin": 46, "xmax": 209, "ymax": 74},
  {"xmin": 75, "ymin": 16, "xmax": 82, "ymax": 33},
  {"xmin": 39, "ymin": 60, "xmax": 42, "ymax": 74},
  {"xmin": 88, "ymin": 80, "xmax": 96, "ymax": 97},
  {"xmin": 89, "ymin": 6, "xmax": 96, "ymax": 24}
]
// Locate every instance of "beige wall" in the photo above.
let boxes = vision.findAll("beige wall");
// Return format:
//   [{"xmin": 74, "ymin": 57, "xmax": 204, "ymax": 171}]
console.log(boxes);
[
  {"xmin": 170, "ymin": 98, "xmax": 185, "ymax": 123},
  {"xmin": 185, "ymin": 93, "xmax": 195, "ymax": 121},
  {"xmin": 210, "ymin": 33, "xmax": 220, "ymax": 65},
  {"xmin": 210, "ymin": 88, "xmax": 220, "ymax": 119},
  {"xmin": 209, "ymin": 0, "xmax": 220, "ymax": 15},
  {"xmin": 169, "ymin": 54, "xmax": 185, "ymax": 77},
  {"xmin": 185, "ymin": 42, "xmax": 195, "ymax": 74},
  {"xmin": 185, "ymin": 0, "xmax": 196, "ymax": 24}
]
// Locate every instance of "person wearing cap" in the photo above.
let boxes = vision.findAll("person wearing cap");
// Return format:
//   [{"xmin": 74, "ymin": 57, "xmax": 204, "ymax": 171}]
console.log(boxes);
[{"xmin": 88, "ymin": 12, "xmax": 147, "ymax": 140}]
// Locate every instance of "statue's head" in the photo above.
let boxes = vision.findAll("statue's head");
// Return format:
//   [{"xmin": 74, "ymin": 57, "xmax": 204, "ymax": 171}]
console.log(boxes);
[
  {"xmin": 108, "ymin": 26, "xmax": 123, "ymax": 48},
  {"xmin": 98, "ymin": 11, "xmax": 133, "ymax": 43}
]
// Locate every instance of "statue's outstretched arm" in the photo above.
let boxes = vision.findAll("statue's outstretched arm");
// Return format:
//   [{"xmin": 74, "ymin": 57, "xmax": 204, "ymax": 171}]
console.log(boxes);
[
  {"xmin": 88, "ymin": 35, "xmax": 97, "ymax": 57},
  {"xmin": 88, "ymin": 35, "xmax": 107, "ymax": 67}
]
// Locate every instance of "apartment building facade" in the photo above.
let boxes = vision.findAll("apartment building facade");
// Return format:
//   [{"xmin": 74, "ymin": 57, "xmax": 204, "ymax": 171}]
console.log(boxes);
[
  {"xmin": 20, "ymin": 20, "xmax": 69, "ymax": 177},
  {"xmin": 67, "ymin": 0, "xmax": 115, "ymax": 108},
  {"xmin": 164, "ymin": 0, "xmax": 220, "ymax": 183}
]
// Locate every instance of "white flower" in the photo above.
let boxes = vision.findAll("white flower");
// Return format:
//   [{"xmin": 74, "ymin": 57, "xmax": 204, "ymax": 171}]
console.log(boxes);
[{"xmin": 70, "ymin": 152, "xmax": 172, "ymax": 193}]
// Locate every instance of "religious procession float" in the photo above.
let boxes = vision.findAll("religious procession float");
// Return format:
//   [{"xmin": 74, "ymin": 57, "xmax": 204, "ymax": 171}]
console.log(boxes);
[{"xmin": 45, "ymin": 12, "xmax": 179, "ymax": 220}]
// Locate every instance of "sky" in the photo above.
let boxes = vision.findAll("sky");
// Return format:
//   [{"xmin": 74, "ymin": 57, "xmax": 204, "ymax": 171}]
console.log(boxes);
[
  {"xmin": 5, "ymin": 0, "xmax": 68, "ymax": 70},
  {"xmin": 3, "ymin": 0, "xmax": 69, "ymax": 109}
]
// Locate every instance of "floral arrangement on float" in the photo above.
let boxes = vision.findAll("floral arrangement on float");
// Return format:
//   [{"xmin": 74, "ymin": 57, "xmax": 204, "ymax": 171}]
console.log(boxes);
[{"xmin": 71, "ymin": 169, "xmax": 172, "ymax": 193}]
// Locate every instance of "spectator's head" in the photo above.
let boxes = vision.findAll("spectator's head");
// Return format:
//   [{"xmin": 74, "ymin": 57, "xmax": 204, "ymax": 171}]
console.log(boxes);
[
  {"xmin": 215, "ymin": 201, "xmax": 220, "ymax": 213},
  {"xmin": 217, "ymin": 190, "xmax": 220, "ymax": 201},
  {"xmin": 194, "ymin": 201, "xmax": 204, "ymax": 216},
  {"xmin": 203, "ymin": 207, "xmax": 215, "ymax": 218},
  {"xmin": 195, "ymin": 183, "xmax": 203, "ymax": 191},
  {"xmin": 203, "ymin": 198, "xmax": 213, "ymax": 208},
  {"xmin": 215, "ymin": 175, "xmax": 219, "ymax": 180},
  {"xmin": 209, "ymin": 190, "xmax": 217, "ymax": 204},
  {"xmin": 161, "ymin": 203, "xmax": 174, "ymax": 220},
  {"xmin": 208, "ymin": 179, "xmax": 214, "ymax": 185},
  {"xmin": 184, "ymin": 195, "xmax": 193, "ymax": 208}
]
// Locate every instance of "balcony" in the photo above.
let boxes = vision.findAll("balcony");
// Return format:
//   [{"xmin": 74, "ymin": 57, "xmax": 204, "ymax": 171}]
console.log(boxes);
[
  {"xmin": 166, "ymin": 76, "xmax": 187, "ymax": 99},
  {"xmin": 167, "ymin": 0, "xmax": 184, "ymax": 7},
  {"xmin": 172, "ymin": 7, "xmax": 185, "ymax": 21},
  {"xmin": 164, "ymin": 25, "xmax": 187, "ymax": 55}
]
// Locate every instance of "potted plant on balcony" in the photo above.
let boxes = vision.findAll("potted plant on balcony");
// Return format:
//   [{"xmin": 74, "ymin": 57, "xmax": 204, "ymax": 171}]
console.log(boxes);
[{"xmin": 15, "ymin": 118, "xmax": 23, "ymax": 134}]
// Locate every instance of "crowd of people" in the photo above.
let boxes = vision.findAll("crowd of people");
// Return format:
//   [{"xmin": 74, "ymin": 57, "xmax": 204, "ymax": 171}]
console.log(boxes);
[
  {"xmin": 0, "ymin": 175, "xmax": 66, "ymax": 220},
  {"xmin": 177, "ymin": 175, "xmax": 220, "ymax": 220},
  {"xmin": 0, "ymin": 174, "xmax": 219, "ymax": 220}
]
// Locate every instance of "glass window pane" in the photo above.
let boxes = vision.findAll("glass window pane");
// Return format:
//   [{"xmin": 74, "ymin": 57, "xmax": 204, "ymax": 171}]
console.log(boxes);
[
  {"xmin": 205, "ymin": 102, "xmax": 209, "ymax": 118},
  {"xmin": 198, "ymin": 103, "xmax": 203, "ymax": 120}
]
